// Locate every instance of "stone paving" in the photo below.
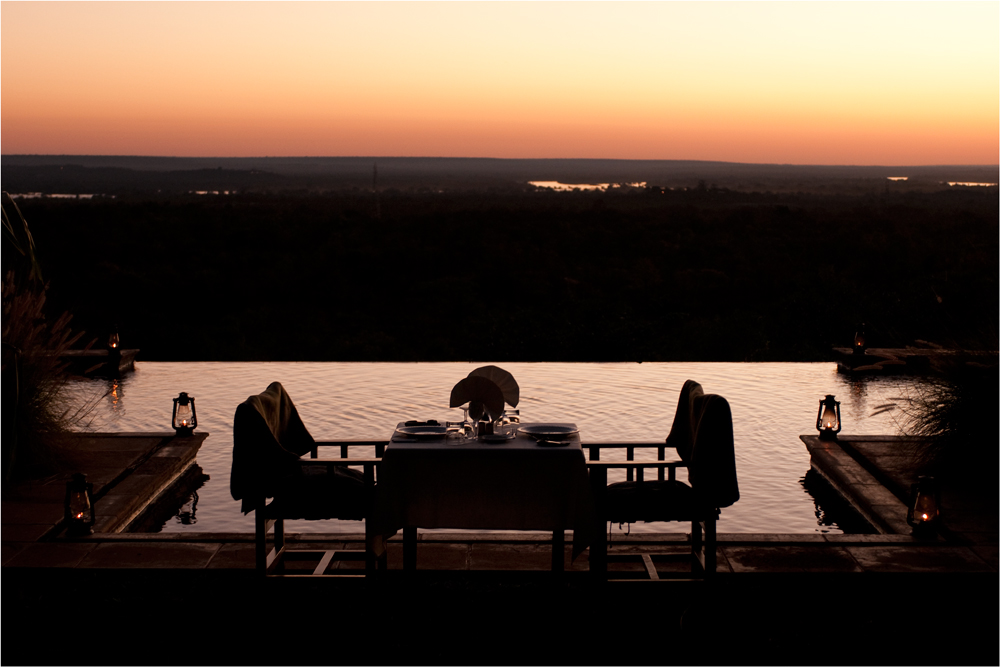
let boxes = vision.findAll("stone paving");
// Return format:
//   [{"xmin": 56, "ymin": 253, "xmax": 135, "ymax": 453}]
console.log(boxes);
[
  {"xmin": 2, "ymin": 433, "xmax": 207, "ymax": 548},
  {"xmin": 3, "ymin": 431, "xmax": 997, "ymax": 665},
  {"xmin": 802, "ymin": 434, "xmax": 998, "ymax": 563},
  {"xmin": 3, "ymin": 432, "xmax": 997, "ymax": 575}
]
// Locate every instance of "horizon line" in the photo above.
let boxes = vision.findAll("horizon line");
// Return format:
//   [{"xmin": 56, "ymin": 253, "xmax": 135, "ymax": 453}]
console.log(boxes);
[{"xmin": 3, "ymin": 154, "xmax": 998, "ymax": 170}]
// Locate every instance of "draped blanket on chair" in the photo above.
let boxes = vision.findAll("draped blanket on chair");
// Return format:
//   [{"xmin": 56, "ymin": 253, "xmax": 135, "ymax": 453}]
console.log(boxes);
[{"xmin": 231, "ymin": 381, "xmax": 366, "ymax": 518}]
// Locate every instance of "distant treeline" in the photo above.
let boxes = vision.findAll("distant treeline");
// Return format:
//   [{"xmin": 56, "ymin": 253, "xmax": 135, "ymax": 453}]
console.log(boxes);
[
  {"xmin": 4, "ymin": 156, "xmax": 998, "ymax": 195},
  {"xmin": 16, "ymin": 186, "xmax": 999, "ymax": 362}
]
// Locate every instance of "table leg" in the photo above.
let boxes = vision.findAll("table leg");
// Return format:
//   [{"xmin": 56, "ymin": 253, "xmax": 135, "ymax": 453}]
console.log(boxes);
[
  {"xmin": 403, "ymin": 526, "xmax": 417, "ymax": 571},
  {"xmin": 552, "ymin": 529, "xmax": 565, "ymax": 573},
  {"xmin": 589, "ymin": 466, "xmax": 608, "ymax": 580}
]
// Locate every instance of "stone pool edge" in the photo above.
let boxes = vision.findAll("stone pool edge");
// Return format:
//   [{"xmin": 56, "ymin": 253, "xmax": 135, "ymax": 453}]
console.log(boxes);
[{"xmin": 3, "ymin": 432, "xmax": 996, "ymax": 576}]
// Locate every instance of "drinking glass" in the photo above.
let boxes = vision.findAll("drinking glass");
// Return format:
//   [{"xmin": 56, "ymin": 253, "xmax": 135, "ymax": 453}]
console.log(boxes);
[
  {"xmin": 492, "ymin": 413, "xmax": 506, "ymax": 437},
  {"xmin": 460, "ymin": 406, "xmax": 478, "ymax": 439},
  {"xmin": 445, "ymin": 420, "xmax": 469, "ymax": 445}
]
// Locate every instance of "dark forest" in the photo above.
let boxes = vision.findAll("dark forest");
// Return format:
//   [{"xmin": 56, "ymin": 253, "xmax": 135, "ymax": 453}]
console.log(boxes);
[{"xmin": 5, "ymin": 159, "xmax": 997, "ymax": 362}]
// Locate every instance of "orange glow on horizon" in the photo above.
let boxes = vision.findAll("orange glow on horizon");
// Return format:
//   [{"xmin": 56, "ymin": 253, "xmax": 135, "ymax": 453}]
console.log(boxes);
[{"xmin": 2, "ymin": 2, "xmax": 997, "ymax": 165}]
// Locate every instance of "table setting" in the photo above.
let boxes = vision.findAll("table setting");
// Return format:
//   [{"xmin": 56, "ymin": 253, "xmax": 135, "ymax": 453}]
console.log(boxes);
[
  {"xmin": 389, "ymin": 365, "xmax": 580, "ymax": 446},
  {"xmin": 371, "ymin": 365, "xmax": 596, "ymax": 568}
]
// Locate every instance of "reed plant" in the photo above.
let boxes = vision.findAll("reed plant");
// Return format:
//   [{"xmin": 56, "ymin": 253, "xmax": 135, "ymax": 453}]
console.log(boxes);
[
  {"xmin": 2, "ymin": 193, "xmax": 99, "ymax": 482},
  {"xmin": 873, "ymin": 362, "xmax": 999, "ymax": 482}
]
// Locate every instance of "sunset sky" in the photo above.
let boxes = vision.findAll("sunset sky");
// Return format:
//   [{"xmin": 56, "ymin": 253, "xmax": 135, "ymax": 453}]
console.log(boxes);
[{"xmin": 2, "ymin": 2, "xmax": 997, "ymax": 165}]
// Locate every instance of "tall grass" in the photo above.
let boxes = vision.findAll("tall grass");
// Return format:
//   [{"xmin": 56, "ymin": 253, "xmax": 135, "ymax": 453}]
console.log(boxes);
[
  {"xmin": 1, "ymin": 273, "xmax": 97, "ymax": 481},
  {"xmin": 2, "ymin": 192, "xmax": 102, "ymax": 482},
  {"xmin": 873, "ymin": 363, "xmax": 999, "ymax": 482}
]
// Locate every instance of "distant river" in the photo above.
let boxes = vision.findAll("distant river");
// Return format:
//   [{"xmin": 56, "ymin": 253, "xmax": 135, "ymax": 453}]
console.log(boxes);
[{"xmin": 66, "ymin": 362, "xmax": 918, "ymax": 535}]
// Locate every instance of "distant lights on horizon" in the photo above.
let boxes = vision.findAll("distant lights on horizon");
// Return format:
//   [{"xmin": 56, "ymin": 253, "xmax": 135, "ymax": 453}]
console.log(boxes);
[
  {"xmin": 885, "ymin": 178, "xmax": 998, "ymax": 187},
  {"xmin": 946, "ymin": 181, "xmax": 997, "ymax": 187},
  {"xmin": 529, "ymin": 181, "xmax": 647, "ymax": 192}
]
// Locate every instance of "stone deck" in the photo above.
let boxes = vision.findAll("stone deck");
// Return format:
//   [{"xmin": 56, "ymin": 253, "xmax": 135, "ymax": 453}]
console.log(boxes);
[{"xmin": 3, "ymin": 431, "xmax": 997, "ymax": 665}]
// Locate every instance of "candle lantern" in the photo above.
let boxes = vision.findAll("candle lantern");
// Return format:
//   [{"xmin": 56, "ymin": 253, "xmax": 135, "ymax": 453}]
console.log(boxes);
[
  {"xmin": 64, "ymin": 473, "xmax": 95, "ymax": 536},
  {"xmin": 816, "ymin": 394, "xmax": 842, "ymax": 440},
  {"xmin": 107, "ymin": 328, "xmax": 120, "ymax": 352},
  {"xmin": 907, "ymin": 476, "xmax": 940, "ymax": 533},
  {"xmin": 853, "ymin": 323, "xmax": 866, "ymax": 356},
  {"xmin": 172, "ymin": 392, "xmax": 197, "ymax": 436}
]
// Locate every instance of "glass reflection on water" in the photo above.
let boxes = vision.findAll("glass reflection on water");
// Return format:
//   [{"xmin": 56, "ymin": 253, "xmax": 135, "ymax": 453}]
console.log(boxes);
[{"xmin": 175, "ymin": 492, "xmax": 199, "ymax": 526}]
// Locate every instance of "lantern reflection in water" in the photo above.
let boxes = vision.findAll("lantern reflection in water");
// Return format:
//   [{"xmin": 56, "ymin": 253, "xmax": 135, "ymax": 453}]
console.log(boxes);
[
  {"xmin": 176, "ymin": 492, "xmax": 199, "ymax": 525},
  {"xmin": 107, "ymin": 379, "xmax": 124, "ymax": 413}
]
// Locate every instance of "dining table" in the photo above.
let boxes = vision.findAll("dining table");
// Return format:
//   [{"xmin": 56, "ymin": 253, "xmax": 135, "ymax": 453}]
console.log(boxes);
[{"xmin": 369, "ymin": 421, "xmax": 595, "ymax": 572}]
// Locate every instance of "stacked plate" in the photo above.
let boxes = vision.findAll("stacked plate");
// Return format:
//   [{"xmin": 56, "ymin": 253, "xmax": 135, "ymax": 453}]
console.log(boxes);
[
  {"xmin": 518, "ymin": 424, "xmax": 579, "ymax": 446},
  {"xmin": 395, "ymin": 425, "xmax": 448, "ymax": 439}
]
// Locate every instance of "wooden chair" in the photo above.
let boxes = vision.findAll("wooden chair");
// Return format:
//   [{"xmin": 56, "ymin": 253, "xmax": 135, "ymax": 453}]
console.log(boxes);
[
  {"xmin": 588, "ymin": 380, "xmax": 739, "ymax": 581},
  {"xmin": 231, "ymin": 382, "xmax": 385, "ymax": 577}
]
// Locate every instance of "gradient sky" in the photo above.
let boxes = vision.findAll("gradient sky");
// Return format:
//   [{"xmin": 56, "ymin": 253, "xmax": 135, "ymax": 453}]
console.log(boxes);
[{"xmin": 2, "ymin": 1, "xmax": 997, "ymax": 164}]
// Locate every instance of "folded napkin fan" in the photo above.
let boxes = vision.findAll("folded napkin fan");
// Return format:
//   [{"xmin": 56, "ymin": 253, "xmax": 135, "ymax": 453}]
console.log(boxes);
[
  {"xmin": 449, "ymin": 375, "xmax": 505, "ymax": 421},
  {"xmin": 467, "ymin": 365, "xmax": 520, "ymax": 408}
]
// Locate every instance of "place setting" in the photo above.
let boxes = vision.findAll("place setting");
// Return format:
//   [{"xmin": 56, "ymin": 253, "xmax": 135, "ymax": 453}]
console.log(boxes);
[
  {"xmin": 392, "ymin": 420, "xmax": 449, "ymax": 442},
  {"xmin": 448, "ymin": 365, "xmax": 521, "ymax": 445},
  {"xmin": 517, "ymin": 423, "xmax": 579, "ymax": 447},
  {"xmin": 391, "ymin": 366, "xmax": 582, "ymax": 449}
]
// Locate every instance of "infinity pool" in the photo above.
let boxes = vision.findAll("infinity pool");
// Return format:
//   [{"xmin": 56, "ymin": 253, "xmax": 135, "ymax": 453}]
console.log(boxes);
[{"xmin": 67, "ymin": 362, "xmax": 917, "ymax": 535}]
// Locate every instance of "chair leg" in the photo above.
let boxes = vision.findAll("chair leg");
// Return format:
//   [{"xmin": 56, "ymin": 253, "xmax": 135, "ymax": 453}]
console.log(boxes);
[
  {"xmin": 703, "ymin": 515, "xmax": 717, "ymax": 576},
  {"xmin": 690, "ymin": 518, "xmax": 703, "ymax": 573},
  {"xmin": 691, "ymin": 516, "xmax": 717, "ymax": 576},
  {"xmin": 275, "ymin": 518, "xmax": 285, "ymax": 552},
  {"xmin": 256, "ymin": 511, "xmax": 282, "ymax": 575},
  {"xmin": 364, "ymin": 523, "xmax": 386, "ymax": 575},
  {"xmin": 589, "ymin": 466, "xmax": 608, "ymax": 580},
  {"xmin": 255, "ymin": 510, "xmax": 267, "ymax": 573}
]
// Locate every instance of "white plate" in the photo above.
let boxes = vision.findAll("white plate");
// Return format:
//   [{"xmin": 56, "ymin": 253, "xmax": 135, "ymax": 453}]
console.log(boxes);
[
  {"xmin": 395, "ymin": 425, "xmax": 448, "ymax": 439},
  {"xmin": 517, "ymin": 424, "xmax": 579, "ymax": 438}
]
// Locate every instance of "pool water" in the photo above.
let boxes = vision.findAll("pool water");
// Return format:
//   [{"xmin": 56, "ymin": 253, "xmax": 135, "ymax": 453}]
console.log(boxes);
[{"xmin": 66, "ymin": 362, "xmax": 917, "ymax": 535}]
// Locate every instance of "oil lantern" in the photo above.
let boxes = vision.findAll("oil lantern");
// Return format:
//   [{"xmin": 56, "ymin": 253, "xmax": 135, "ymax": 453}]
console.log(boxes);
[
  {"xmin": 64, "ymin": 473, "xmax": 95, "ymax": 536},
  {"xmin": 853, "ymin": 323, "xmax": 866, "ymax": 356},
  {"xmin": 172, "ymin": 392, "xmax": 197, "ymax": 436},
  {"xmin": 907, "ymin": 476, "xmax": 940, "ymax": 533},
  {"xmin": 107, "ymin": 327, "xmax": 120, "ymax": 352},
  {"xmin": 816, "ymin": 394, "xmax": 842, "ymax": 441}
]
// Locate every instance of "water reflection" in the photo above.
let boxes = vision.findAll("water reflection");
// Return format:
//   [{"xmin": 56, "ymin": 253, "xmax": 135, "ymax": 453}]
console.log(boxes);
[
  {"xmin": 800, "ymin": 469, "xmax": 875, "ymax": 534},
  {"xmin": 175, "ymin": 492, "xmax": 199, "ymax": 526},
  {"xmin": 75, "ymin": 362, "xmax": 927, "ymax": 535},
  {"xmin": 106, "ymin": 378, "xmax": 125, "ymax": 414},
  {"xmin": 123, "ymin": 464, "xmax": 209, "ymax": 533}
]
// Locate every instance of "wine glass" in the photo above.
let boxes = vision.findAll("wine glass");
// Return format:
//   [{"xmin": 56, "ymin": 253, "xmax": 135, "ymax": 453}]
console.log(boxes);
[{"xmin": 461, "ymin": 405, "xmax": 476, "ymax": 439}]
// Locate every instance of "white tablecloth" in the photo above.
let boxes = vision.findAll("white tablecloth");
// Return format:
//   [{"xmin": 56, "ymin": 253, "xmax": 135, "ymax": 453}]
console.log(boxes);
[{"xmin": 371, "ymin": 423, "xmax": 594, "ymax": 559}]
